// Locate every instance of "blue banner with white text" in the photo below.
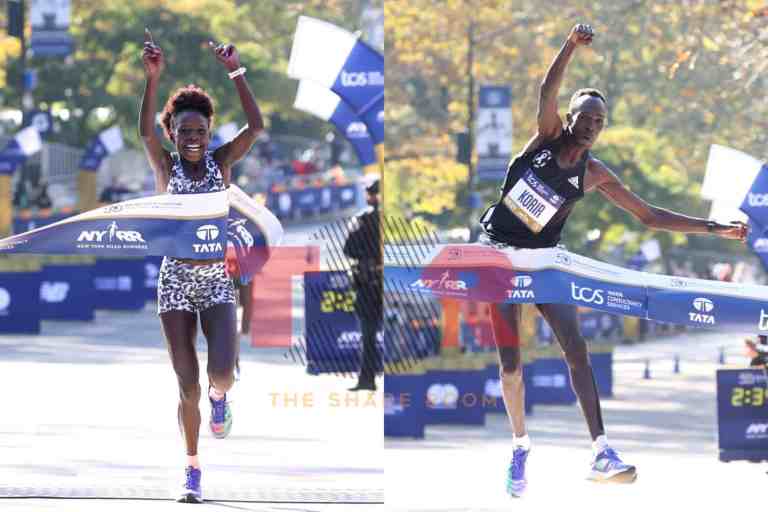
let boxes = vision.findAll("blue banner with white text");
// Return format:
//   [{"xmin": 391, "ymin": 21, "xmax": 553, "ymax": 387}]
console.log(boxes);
[{"xmin": 331, "ymin": 40, "xmax": 384, "ymax": 144}]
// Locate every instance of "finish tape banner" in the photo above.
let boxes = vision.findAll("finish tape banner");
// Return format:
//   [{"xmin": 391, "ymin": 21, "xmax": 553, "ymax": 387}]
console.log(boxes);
[
  {"xmin": 384, "ymin": 244, "xmax": 768, "ymax": 333},
  {"xmin": 0, "ymin": 186, "xmax": 283, "ymax": 280}
]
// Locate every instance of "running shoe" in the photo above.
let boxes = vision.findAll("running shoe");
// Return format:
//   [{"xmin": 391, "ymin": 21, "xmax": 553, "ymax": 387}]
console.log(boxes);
[
  {"xmin": 177, "ymin": 466, "xmax": 202, "ymax": 503},
  {"xmin": 588, "ymin": 448, "xmax": 637, "ymax": 483},
  {"xmin": 209, "ymin": 392, "xmax": 233, "ymax": 439},
  {"xmin": 506, "ymin": 447, "xmax": 529, "ymax": 497}
]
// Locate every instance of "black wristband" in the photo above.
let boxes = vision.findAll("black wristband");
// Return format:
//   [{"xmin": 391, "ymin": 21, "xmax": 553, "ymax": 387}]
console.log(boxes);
[{"xmin": 706, "ymin": 220, "xmax": 718, "ymax": 233}]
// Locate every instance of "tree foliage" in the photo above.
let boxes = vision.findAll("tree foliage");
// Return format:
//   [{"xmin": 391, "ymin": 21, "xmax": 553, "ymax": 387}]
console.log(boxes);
[
  {"xmin": 0, "ymin": 0, "xmax": 367, "ymax": 147},
  {"xmin": 385, "ymin": 0, "xmax": 768, "ymax": 257}
]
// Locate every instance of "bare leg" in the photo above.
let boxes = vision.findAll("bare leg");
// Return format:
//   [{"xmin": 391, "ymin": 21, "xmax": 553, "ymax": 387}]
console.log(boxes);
[{"xmin": 160, "ymin": 310, "xmax": 201, "ymax": 456}]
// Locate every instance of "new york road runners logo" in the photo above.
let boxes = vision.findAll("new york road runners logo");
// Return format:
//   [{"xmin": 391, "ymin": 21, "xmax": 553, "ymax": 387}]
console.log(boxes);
[{"xmin": 77, "ymin": 221, "xmax": 147, "ymax": 250}]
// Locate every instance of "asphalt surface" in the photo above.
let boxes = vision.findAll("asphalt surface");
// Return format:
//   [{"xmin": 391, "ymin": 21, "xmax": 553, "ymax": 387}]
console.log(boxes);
[{"xmin": 385, "ymin": 330, "xmax": 767, "ymax": 511}]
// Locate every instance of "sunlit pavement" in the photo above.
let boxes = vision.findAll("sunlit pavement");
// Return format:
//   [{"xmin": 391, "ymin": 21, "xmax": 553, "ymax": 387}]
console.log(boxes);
[
  {"xmin": 0, "ymin": 304, "xmax": 383, "ymax": 510},
  {"xmin": 386, "ymin": 330, "xmax": 767, "ymax": 511}
]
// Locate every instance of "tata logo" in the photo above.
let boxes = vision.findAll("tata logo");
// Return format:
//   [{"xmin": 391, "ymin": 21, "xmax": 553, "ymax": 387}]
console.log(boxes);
[
  {"xmin": 40, "ymin": 282, "xmax": 70, "ymax": 303},
  {"xmin": 759, "ymin": 309, "xmax": 768, "ymax": 331},
  {"xmin": 507, "ymin": 275, "xmax": 535, "ymax": 300},
  {"xmin": 692, "ymin": 297, "xmax": 714, "ymax": 312},
  {"xmin": 689, "ymin": 297, "xmax": 715, "ymax": 324},
  {"xmin": 340, "ymin": 70, "xmax": 384, "ymax": 87},
  {"xmin": 193, "ymin": 242, "xmax": 223, "ymax": 254},
  {"xmin": 77, "ymin": 221, "xmax": 145, "ymax": 243},
  {"xmin": 345, "ymin": 122, "xmax": 369, "ymax": 139},
  {"xmin": 571, "ymin": 283, "xmax": 604, "ymax": 305},
  {"xmin": 411, "ymin": 271, "xmax": 467, "ymax": 291},
  {"xmin": 532, "ymin": 150, "xmax": 552, "ymax": 169},
  {"xmin": 196, "ymin": 224, "xmax": 220, "ymax": 241},
  {"xmin": 746, "ymin": 423, "xmax": 768, "ymax": 438},
  {"xmin": 747, "ymin": 192, "xmax": 768, "ymax": 207},
  {"xmin": 0, "ymin": 287, "xmax": 10, "ymax": 312},
  {"xmin": 512, "ymin": 275, "xmax": 532, "ymax": 288},
  {"xmin": 426, "ymin": 383, "xmax": 459, "ymax": 409}
]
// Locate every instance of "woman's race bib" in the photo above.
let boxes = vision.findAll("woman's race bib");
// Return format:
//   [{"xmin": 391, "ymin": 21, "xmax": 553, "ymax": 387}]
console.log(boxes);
[{"xmin": 502, "ymin": 169, "xmax": 565, "ymax": 233}]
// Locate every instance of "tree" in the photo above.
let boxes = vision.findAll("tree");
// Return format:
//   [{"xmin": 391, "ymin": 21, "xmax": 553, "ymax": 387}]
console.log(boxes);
[{"xmin": 0, "ymin": 1, "xmax": 368, "ymax": 147}]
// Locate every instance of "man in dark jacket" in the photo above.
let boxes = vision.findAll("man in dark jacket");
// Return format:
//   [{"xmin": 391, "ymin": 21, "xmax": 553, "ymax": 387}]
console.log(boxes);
[{"xmin": 344, "ymin": 179, "xmax": 382, "ymax": 391}]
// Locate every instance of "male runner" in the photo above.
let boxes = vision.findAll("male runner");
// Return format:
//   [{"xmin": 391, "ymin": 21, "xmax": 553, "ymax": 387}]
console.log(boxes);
[{"xmin": 479, "ymin": 23, "xmax": 747, "ymax": 497}]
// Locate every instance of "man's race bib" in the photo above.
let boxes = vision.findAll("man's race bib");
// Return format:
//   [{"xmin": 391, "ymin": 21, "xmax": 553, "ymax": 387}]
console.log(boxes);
[{"xmin": 502, "ymin": 169, "xmax": 564, "ymax": 233}]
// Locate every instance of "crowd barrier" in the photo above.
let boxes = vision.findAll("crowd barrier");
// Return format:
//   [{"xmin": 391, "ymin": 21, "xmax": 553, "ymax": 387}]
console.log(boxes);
[
  {"xmin": 0, "ymin": 254, "xmax": 165, "ymax": 333},
  {"xmin": 267, "ymin": 183, "xmax": 359, "ymax": 220}
]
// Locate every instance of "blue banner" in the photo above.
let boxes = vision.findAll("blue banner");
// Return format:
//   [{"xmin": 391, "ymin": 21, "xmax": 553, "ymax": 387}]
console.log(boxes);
[
  {"xmin": 748, "ymin": 219, "xmax": 768, "ymax": 272},
  {"xmin": 329, "ymin": 98, "xmax": 377, "ymax": 166},
  {"xmin": 531, "ymin": 358, "xmax": 577, "ymax": 404},
  {"xmin": 384, "ymin": 374, "xmax": 428, "ymax": 438},
  {"xmin": 0, "ymin": 191, "xmax": 230, "ymax": 259},
  {"xmin": 141, "ymin": 256, "xmax": 163, "ymax": 302},
  {"xmin": 385, "ymin": 244, "xmax": 768, "ymax": 333},
  {"xmin": 716, "ymin": 369, "xmax": 768, "ymax": 462},
  {"xmin": 483, "ymin": 363, "xmax": 534, "ymax": 415},
  {"xmin": 423, "ymin": 369, "xmax": 487, "ymax": 426},
  {"xmin": 477, "ymin": 85, "xmax": 513, "ymax": 182},
  {"xmin": 268, "ymin": 185, "xmax": 358, "ymax": 220},
  {"xmin": 0, "ymin": 139, "xmax": 27, "ymax": 175},
  {"xmin": 39, "ymin": 264, "xmax": 94, "ymax": 321},
  {"xmin": 740, "ymin": 164, "xmax": 768, "ymax": 230},
  {"xmin": 92, "ymin": 258, "xmax": 146, "ymax": 311},
  {"xmin": 79, "ymin": 137, "xmax": 108, "ymax": 171},
  {"xmin": 0, "ymin": 272, "xmax": 42, "ymax": 334},
  {"xmin": 331, "ymin": 40, "xmax": 384, "ymax": 145},
  {"xmin": 22, "ymin": 110, "xmax": 53, "ymax": 137},
  {"xmin": 13, "ymin": 211, "xmax": 71, "ymax": 234},
  {"xmin": 646, "ymin": 289, "xmax": 768, "ymax": 331}
]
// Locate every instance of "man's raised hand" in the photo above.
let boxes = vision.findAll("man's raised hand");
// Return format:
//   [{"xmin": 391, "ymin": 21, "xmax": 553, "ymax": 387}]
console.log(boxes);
[{"xmin": 568, "ymin": 24, "xmax": 594, "ymax": 47}]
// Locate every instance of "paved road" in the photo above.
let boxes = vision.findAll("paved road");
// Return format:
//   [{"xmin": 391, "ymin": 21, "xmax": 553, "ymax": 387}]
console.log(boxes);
[
  {"xmin": 385, "ymin": 330, "xmax": 767, "ymax": 511},
  {"xmin": 0, "ymin": 304, "xmax": 383, "ymax": 511}
]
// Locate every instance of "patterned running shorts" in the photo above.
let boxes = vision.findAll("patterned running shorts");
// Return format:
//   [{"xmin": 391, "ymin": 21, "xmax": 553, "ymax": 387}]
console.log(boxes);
[{"xmin": 157, "ymin": 257, "xmax": 236, "ymax": 314}]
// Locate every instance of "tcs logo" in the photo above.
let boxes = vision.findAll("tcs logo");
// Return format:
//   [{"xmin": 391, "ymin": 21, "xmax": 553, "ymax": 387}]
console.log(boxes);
[
  {"xmin": 748, "ymin": 193, "xmax": 768, "ymax": 207},
  {"xmin": 340, "ymin": 71, "xmax": 384, "ymax": 87},
  {"xmin": 570, "ymin": 282, "xmax": 604, "ymax": 305}
]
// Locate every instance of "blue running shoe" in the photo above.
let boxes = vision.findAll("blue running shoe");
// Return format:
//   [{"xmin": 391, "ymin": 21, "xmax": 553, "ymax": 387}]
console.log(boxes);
[
  {"xmin": 506, "ymin": 447, "xmax": 529, "ymax": 497},
  {"xmin": 177, "ymin": 466, "xmax": 202, "ymax": 503},
  {"xmin": 588, "ymin": 448, "xmax": 637, "ymax": 483},
  {"xmin": 209, "ymin": 392, "xmax": 233, "ymax": 439}
]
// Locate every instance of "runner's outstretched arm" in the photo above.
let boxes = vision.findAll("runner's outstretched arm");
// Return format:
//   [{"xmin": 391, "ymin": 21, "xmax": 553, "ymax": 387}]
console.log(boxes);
[
  {"xmin": 210, "ymin": 41, "xmax": 264, "ymax": 180},
  {"xmin": 537, "ymin": 23, "xmax": 594, "ymax": 140},
  {"xmin": 587, "ymin": 158, "xmax": 747, "ymax": 241}
]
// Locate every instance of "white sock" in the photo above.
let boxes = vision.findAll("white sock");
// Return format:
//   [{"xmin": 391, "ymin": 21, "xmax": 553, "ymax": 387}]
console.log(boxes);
[
  {"xmin": 187, "ymin": 455, "xmax": 200, "ymax": 469},
  {"xmin": 209, "ymin": 387, "xmax": 225, "ymax": 401},
  {"xmin": 592, "ymin": 434, "xmax": 609, "ymax": 455},
  {"xmin": 513, "ymin": 434, "xmax": 531, "ymax": 451}
]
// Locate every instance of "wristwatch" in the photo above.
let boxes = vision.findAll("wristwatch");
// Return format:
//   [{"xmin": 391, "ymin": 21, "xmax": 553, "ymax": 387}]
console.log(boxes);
[{"xmin": 706, "ymin": 220, "xmax": 718, "ymax": 233}]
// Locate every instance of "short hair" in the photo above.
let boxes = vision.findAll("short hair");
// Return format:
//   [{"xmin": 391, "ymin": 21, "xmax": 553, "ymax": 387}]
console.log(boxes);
[
  {"xmin": 569, "ymin": 88, "xmax": 607, "ymax": 113},
  {"xmin": 160, "ymin": 84, "xmax": 215, "ymax": 142}
]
